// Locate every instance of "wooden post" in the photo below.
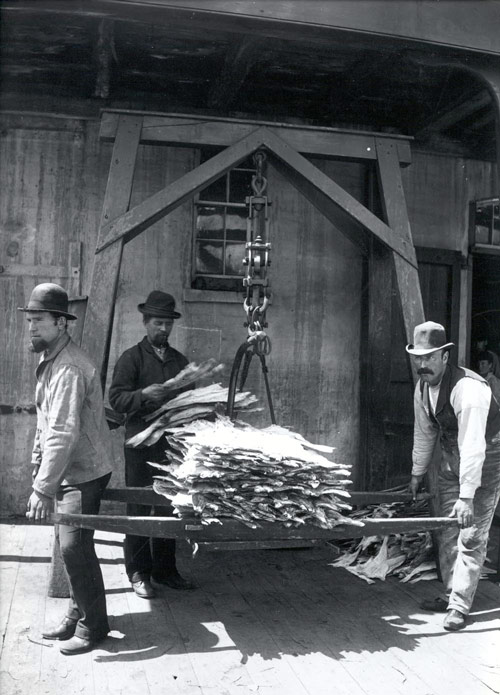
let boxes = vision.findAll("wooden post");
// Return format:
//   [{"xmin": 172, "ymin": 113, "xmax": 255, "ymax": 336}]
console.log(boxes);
[
  {"xmin": 80, "ymin": 114, "xmax": 142, "ymax": 386},
  {"xmin": 47, "ymin": 115, "xmax": 142, "ymax": 599},
  {"xmin": 375, "ymin": 137, "xmax": 443, "ymax": 573}
]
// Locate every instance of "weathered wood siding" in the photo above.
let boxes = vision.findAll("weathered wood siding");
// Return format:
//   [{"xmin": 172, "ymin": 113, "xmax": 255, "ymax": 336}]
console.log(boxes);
[{"xmin": 1, "ymin": 113, "xmax": 496, "ymax": 514}]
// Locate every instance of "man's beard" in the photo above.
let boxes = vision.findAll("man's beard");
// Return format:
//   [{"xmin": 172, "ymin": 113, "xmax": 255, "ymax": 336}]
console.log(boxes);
[
  {"xmin": 151, "ymin": 334, "xmax": 169, "ymax": 348},
  {"xmin": 29, "ymin": 338, "xmax": 49, "ymax": 353}
]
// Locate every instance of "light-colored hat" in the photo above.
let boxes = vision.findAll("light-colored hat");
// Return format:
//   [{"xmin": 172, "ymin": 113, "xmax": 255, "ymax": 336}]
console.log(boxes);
[
  {"xmin": 406, "ymin": 321, "xmax": 454, "ymax": 356},
  {"xmin": 18, "ymin": 283, "xmax": 77, "ymax": 320}
]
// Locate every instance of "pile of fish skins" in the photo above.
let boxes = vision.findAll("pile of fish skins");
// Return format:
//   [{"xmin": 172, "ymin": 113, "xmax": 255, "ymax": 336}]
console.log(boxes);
[
  {"xmin": 150, "ymin": 416, "xmax": 360, "ymax": 530},
  {"xmin": 328, "ymin": 497, "xmax": 438, "ymax": 584}
]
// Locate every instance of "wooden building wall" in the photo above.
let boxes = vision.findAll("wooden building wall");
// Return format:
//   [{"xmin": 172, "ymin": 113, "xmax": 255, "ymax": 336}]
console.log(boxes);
[{"xmin": 0, "ymin": 113, "xmax": 497, "ymax": 515}]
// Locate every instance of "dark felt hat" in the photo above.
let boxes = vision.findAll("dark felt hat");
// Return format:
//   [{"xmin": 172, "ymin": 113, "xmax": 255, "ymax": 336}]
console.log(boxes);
[
  {"xmin": 406, "ymin": 321, "xmax": 454, "ymax": 356},
  {"xmin": 18, "ymin": 283, "xmax": 77, "ymax": 320},
  {"xmin": 137, "ymin": 290, "xmax": 181, "ymax": 319}
]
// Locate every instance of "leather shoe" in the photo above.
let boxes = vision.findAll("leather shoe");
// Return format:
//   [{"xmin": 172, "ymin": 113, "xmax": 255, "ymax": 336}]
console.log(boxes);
[
  {"xmin": 420, "ymin": 597, "xmax": 449, "ymax": 613},
  {"xmin": 131, "ymin": 579, "xmax": 155, "ymax": 599},
  {"xmin": 42, "ymin": 617, "xmax": 77, "ymax": 641},
  {"xmin": 443, "ymin": 609, "xmax": 466, "ymax": 631},
  {"xmin": 152, "ymin": 572, "xmax": 195, "ymax": 590},
  {"xmin": 60, "ymin": 635, "xmax": 105, "ymax": 656}
]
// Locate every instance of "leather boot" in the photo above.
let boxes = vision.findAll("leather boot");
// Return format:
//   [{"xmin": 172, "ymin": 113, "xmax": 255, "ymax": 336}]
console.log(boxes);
[{"xmin": 42, "ymin": 617, "xmax": 77, "ymax": 641}]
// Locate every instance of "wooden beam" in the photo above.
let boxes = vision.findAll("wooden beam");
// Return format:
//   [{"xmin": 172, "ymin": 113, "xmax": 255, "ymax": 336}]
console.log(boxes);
[
  {"xmin": 96, "ymin": 125, "xmax": 416, "ymax": 266},
  {"xmin": 260, "ymin": 129, "xmax": 417, "ymax": 266},
  {"xmin": 80, "ymin": 114, "xmax": 142, "ymax": 382},
  {"xmin": 96, "ymin": 126, "xmax": 272, "ymax": 253},
  {"xmin": 375, "ymin": 137, "xmax": 424, "ymax": 367},
  {"xmin": 93, "ymin": 17, "xmax": 114, "ymax": 99},
  {"xmin": 99, "ymin": 111, "xmax": 413, "ymax": 164},
  {"xmin": 53, "ymin": 512, "xmax": 457, "ymax": 540},
  {"xmin": 207, "ymin": 37, "xmax": 260, "ymax": 110},
  {"xmin": 416, "ymin": 90, "xmax": 491, "ymax": 138}
]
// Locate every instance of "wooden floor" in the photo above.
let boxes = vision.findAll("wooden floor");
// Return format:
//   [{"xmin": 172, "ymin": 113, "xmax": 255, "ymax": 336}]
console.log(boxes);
[{"xmin": 0, "ymin": 521, "xmax": 499, "ymax": 695}]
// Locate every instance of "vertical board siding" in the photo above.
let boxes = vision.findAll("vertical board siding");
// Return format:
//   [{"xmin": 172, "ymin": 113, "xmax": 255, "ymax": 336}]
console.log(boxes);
[
  {"xmin": 0, "ymin": 115, "xmax": 110, "ymax": 514},
  {"xmin": 1, "ymin": 113, "xmax": 497, "ymax": 514},
  {"xmin": 402, "ymin": 150, "xmax": 497, "ymax": 254}
]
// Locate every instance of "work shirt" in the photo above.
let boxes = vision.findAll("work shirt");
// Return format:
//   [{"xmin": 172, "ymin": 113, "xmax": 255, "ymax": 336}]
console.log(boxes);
[
  {"xmin": 31, "ymin": 333, "xmax": 114, "ymax": 498},
  {"xmin": 412, "ymin": 365, "xmax": 500, "ymax": 498},
  {"xmin": 485, "ymin": 372, "xmax": 500, "ymax": 406},
  {"xmin": 109, "ymin": 336, "xmax": 190, "ymax": 439}
]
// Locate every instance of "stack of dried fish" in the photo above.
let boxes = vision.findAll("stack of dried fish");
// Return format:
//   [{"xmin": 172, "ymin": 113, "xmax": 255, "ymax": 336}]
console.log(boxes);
[
  {"xmin": 150, "ymin": 416, "xmax": 359, "ymax": 530},
  {"xmin": 126, "ymin": 383, "xmax": 259, "ymax": 448},
  {"xmin": 329, "ymin": 497, "xmax": 438, "ymax": 584}
]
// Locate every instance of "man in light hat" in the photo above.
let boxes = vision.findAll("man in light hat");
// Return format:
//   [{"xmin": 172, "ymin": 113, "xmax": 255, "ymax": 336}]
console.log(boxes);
[
  {"xmin": 19, "ymin": 283, "xmax": 113, "ymax": 655},
  {"xmin": 109, "ymin": 290, "xmax": 194, "ymax": 598},
  {"xmin": 406, "ymin": 321, "xmax": 500, "ymax": 630}
]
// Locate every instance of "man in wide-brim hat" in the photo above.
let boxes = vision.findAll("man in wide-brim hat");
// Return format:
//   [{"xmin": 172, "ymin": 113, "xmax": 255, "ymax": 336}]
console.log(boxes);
[
  {"xmin": 109, "ymin": 290, "xmax": 194, "ymax": 598},
  {"xmin": 19, "ymin": 283, "xmax": 113, "ymax": 655},
  {"xmin": 406, "ymin": 321, "xmax": 500, "ymax": 631}
]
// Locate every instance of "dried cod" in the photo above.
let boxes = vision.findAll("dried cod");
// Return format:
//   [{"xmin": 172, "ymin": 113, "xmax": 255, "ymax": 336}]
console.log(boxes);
[
  {"xmin": 329, "ymin": 497, "xmax": 439, "ymax": 584},
  {"xmin": 126, "ymin": 384, "xmax": 259, "ymax": 448},
  {"xmin": 149, "ymin": 416, "xmax": 358, "ymax": 530}
]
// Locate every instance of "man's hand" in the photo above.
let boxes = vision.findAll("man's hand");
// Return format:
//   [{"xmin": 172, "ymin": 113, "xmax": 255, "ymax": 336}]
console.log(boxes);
[
  {"xmin": 141, "ymin": 383, "xmax": 168, "ymax": 403},
  {"xmin": 409, "ymin": 474, "xmax": 424, "ymax": 501},
  {"xmin": 449, "ymin": 498, "xmax": 474, "ymax": 529},
  {"xmin": 26, "ymin": 490, "xmax": 53, "ymax": 523}
]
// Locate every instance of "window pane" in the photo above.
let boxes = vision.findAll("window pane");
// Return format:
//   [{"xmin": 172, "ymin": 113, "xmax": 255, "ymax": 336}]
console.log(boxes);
[
  {"xmin": 195, "ymin": 241, "xmax": 224, "ymax": 275},
  {"xmin": 199, "ymin": 175, "xmax": 227, "ymax": 202},
  {"xmin": 225, "ymin": 242, "xmax": 246, "ymax": 276},
  {"xmin": 229, "ymin": 169, "xmax": 255, "ymax": 202},
  {"xmin": 226, "ymin": 209, "xmax": 247, "ymax": 241},
  {"xmin": 196, "ymin": 206, "xmax": 225, "ymax": 240}
]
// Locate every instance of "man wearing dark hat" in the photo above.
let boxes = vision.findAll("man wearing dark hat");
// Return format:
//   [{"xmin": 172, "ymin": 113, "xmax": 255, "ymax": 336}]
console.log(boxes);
[
  {"xmin": 406, "ymin": 321, "xmax": 500, "ymax": 631},
  {"xmin": 20, "ymin": 283, "xmax": 113, "ymax": 655},
  {"xmin": 109, "ymin": 290, "xmax": 194, "ymax": 598}
]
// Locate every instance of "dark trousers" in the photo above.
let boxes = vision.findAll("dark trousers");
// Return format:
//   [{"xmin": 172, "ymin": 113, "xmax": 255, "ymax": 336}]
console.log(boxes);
[
  {"xmin": 124, "ymin": 443, "xmax": 177, "ymax": 583},
  {"xmin": 55, "ymin": 472, "xmax": 111, "ymax": 640}
]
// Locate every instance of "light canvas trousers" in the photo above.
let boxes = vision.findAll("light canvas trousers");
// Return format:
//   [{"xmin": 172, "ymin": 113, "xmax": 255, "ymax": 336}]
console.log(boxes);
[{"xmin": 437, "ymin": 442, "xmax": 500, "ymax": 615}]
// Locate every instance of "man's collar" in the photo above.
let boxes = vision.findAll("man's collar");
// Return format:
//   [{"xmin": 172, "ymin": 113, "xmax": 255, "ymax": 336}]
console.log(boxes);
[{"xmin": 43, "ymin": 332, "xmax": 71, "ymax": 362}]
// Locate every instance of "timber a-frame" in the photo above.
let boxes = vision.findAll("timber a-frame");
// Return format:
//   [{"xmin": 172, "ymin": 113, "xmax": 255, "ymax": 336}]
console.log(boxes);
[{"xmin": 83, "ymin": 109, "xmax": 425, "ymax": 386}]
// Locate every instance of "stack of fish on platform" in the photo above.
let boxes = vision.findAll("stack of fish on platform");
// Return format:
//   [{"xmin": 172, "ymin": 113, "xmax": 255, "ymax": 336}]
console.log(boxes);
[
  {"xmin": 328, "ymin": 497, "xmax": 438, "ymax": 584},
  {"xmin": 148, "ymin": 416, "xmax": 359, "ymax": 530},
  {"xmin": 126, "ymin": 358, "xmax": 259, "ymax": 448}
]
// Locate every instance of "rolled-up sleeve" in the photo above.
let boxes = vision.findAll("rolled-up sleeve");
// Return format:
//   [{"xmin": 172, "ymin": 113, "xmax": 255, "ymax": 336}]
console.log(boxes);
[
  {"xmin": 109, "ymin": 351, "xmax": 144, "ymax": 414},
  {"xmin": 33, "ymin": 365, "xmax": 86, "ymax": 497},
  {"xmin": 412, "ymin": 383, "xmax": 438, "ymax": 477}
]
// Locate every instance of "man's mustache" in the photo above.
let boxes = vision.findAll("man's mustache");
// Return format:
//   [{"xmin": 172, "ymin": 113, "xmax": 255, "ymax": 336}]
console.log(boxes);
[{"xmin": 417, "ymin": 368, "xmax": 433, "ymax": 375}]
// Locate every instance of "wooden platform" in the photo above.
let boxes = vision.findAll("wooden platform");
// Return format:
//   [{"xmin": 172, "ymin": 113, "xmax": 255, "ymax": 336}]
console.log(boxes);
[{"xmin": 1, "ymin": 521, "xmax": 499, "ymax": 695}]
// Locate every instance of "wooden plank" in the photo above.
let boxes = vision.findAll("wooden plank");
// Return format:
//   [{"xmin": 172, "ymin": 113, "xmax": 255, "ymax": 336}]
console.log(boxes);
[
  {"xmin": 97, "ymin": 125, "xmax": 415, "ymax": 265},
  {"xmin": 100, "ymin": 111, "xmax": 413, "ymax": 164},
  {"xmin": 225, "ymin": 552, "xmax": 376, "ymax": 695},
  {"xmin": 416, "ymin": 90, "xmax": 491, "ymax": 138},
  {"xmin": 262, "ymin": 129, "xmax": 417, "ymax": 265},
  {"xmin": 80, "ymin": 114, "xmax": 142, "ymax": 381},
  {"xmin": 96, "ymin": 126, "xmax": 270, "ymax": 252},
  {"xmin": 52, "ymin": 514, "xmax": 458, "ymax": 540},
  {"xmin": 0, "ymin": 525, "xmax": 54, "ymax": 694},
  {"xmin": 207, "ymin": 37, "xmax": 260, "ymax": 110},
  {"xmin": 101, "ymin": 486, "xmax": 432, "ymax": 507},
  {"xmin": 375, "ymin": 137, "xmax": 425, "ymax": 372},
  {"xmin": 198, "ymin": 563, "xmax": 313, "ymax": 695}
]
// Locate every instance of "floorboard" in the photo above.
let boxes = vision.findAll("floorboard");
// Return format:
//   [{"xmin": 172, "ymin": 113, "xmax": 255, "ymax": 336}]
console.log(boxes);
[{"xmin": 0, "ymin": 523, "xmax": 499, "ymax": 695}]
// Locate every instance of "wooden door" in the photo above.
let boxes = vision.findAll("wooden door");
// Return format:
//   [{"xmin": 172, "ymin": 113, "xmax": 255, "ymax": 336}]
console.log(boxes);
[{"xmin": 363, "ymin": 247, "xmax": 462, "ymax": 490}]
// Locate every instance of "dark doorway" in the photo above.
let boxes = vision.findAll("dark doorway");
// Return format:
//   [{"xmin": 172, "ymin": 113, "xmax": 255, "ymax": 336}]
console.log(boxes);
[{"xmin": 470, "ymin": 253, "xmax": 500, "ymax": 372}]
